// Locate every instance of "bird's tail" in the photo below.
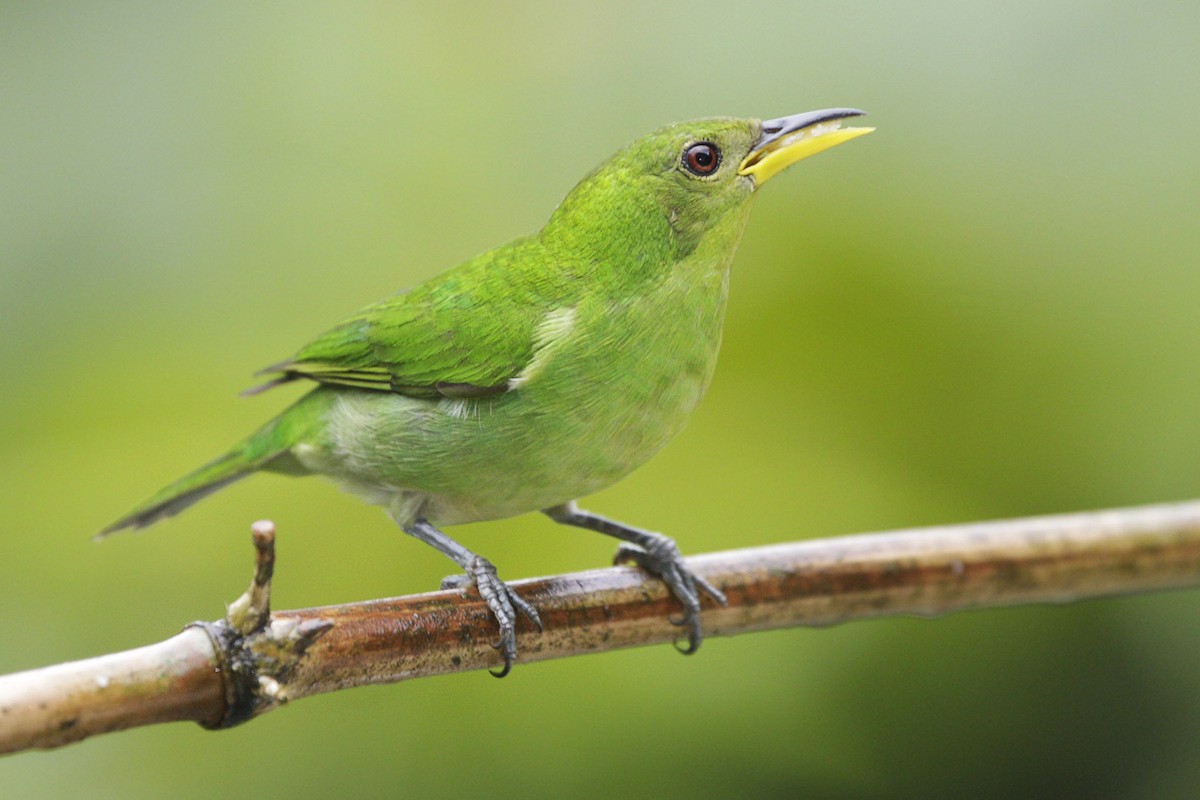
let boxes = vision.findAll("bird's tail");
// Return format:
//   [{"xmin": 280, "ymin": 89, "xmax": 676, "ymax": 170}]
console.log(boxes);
[{"xmin": 98, "ymin": 390, "xmax": 330, "ymax": 537}]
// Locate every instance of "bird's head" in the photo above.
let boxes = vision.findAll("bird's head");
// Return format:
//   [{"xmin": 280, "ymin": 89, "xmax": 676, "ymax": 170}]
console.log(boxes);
[{"xmin": 544, "ymin": 108, "xmax": 873, "ymax": 264}]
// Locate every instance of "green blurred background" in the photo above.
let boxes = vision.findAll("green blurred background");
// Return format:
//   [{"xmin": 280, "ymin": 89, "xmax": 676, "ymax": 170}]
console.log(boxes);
[{"xmin": 4, "ymin": 2, "xmax": 1199, "ymax": 797}]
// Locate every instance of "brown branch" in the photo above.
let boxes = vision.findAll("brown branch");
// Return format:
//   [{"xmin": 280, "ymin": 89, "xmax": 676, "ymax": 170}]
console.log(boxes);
[{"xmin": 4, "ymin": 501, "xmax": 1200, "ymax": 755}]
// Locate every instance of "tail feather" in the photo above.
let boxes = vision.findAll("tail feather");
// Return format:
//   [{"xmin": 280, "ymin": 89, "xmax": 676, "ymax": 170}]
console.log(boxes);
[
  {"xmin": 99, "ymin": 390, "xmax": 330, "ymax": 537},
  {"xmin": 97, "ymin": 451, "xmax": 263, "ymax": 536}
]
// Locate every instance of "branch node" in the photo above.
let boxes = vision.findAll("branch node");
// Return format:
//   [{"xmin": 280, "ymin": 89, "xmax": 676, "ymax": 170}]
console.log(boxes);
[{"xmin": 191, "ymin": 522, "xmax": 334, "ymax": 729}]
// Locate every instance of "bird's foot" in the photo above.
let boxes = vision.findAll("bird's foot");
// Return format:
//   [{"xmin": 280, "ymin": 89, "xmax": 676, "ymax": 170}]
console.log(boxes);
[
  {"xmin": 614, "ymin": 534, "xmax": 727, "ymax": 654},
  {"xmin": 442, "ymin": 556, "xmax": 542, "ymax": 677}
]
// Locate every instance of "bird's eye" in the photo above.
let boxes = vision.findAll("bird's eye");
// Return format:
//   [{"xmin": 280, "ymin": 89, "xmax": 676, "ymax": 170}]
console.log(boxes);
[{"xmin": 682, "ymin": 142, "xmax": 720, "ymax": 176}]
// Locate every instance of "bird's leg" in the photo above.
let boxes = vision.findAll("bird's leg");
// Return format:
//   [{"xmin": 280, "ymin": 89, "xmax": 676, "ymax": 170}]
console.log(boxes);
[
  {"xmin": 542, "ymin": 502, "xmax": 726, "ymax": 653},
  {"xmin": 401, "ymin": 518, "xmax": 542, "ymax": 677}
]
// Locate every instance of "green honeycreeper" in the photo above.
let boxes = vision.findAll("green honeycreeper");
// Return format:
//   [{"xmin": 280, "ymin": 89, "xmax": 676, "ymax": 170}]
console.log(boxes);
[{"xmin": 103, "ymin": 108, "xmax": 873, "ymax": 675}]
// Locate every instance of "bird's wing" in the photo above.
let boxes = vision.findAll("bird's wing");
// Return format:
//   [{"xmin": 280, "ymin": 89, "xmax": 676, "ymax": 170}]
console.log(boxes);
[{"xmin": 251, "ymin": 289, "xmax": 541, "ymax": 400}]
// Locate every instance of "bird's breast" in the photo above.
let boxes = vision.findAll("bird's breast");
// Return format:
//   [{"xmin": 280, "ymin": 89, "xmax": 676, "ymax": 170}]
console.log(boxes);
[{"xmin": 519, "ymin": 268, "xmax": 729, "ymax": 477}]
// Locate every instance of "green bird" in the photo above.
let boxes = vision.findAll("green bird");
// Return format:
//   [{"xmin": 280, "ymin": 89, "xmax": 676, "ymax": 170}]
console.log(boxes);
[{"xmin": 103, "ymin": 108, "xmax": 873, "ymax": 674}]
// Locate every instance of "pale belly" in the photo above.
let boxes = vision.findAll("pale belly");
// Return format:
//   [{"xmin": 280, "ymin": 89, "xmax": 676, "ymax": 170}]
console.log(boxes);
[{"xmin": 294, "ymin": 361, "xmax": 708, "ymax": 525}]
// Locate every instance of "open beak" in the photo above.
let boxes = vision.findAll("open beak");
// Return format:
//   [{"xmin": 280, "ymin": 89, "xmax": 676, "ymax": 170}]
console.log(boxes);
[{"xmin": 738, "ymin": 108, "xmax": 873, "ymax": 186}]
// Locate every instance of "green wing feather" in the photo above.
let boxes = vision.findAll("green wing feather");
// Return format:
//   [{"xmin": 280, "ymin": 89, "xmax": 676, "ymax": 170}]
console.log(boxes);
[{"xmin": 255, "ymin": 239, "xmax": 555, "ymax": 399}]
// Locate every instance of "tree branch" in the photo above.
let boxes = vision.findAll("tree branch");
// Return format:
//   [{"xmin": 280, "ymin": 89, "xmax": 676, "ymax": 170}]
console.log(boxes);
[{"xmin": 4, "ymin": 501, "xmax": 1200, "ymax": 755}]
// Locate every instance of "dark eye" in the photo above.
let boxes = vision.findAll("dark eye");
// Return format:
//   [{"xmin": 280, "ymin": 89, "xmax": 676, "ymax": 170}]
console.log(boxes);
[{"xmin": 682, "ymin": 142, "xmax": 720, "ymax": 176}]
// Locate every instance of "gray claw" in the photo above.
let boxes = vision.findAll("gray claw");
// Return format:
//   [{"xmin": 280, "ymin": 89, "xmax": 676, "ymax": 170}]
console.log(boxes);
[
  {"xmin": 614, "ymin": 537, "xmax": 726, "ymax": 654},
  {"xmin": 461, "ymin": 556, "xmax": 542, "ymax": 678}
]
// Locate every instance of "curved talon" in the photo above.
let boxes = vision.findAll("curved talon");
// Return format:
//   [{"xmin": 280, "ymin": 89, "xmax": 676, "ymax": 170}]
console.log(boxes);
[
  {"xmin": 510, "ymin": 592, "xmax": 544, "ymax": 631},
  {"xmin": 460, "ymin": 555, "xmax": 540, "ymax": 678},
  {"xmin": 673, "ymin": 632, "xmax": 702, "ymax": 655},
  {"xmin": 694, "ymin": 573, "xmax": 728, "ymax": 607},
  {"xmin": 489, "ymin": 625, "xmax": 517, "ymax": 679},
  {"xmin": 488, "ymin": 625, "xmax": 520, "ymax": 678},
  {"xmin": 612, "ymin": 536, "xmax": 721, "ymax": 653}
]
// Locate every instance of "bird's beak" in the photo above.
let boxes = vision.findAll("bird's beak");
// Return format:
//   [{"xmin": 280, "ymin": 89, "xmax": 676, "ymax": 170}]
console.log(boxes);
[{"xmin": 738, "ymin": 108, "xmax": 873, "ymax": 186}]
